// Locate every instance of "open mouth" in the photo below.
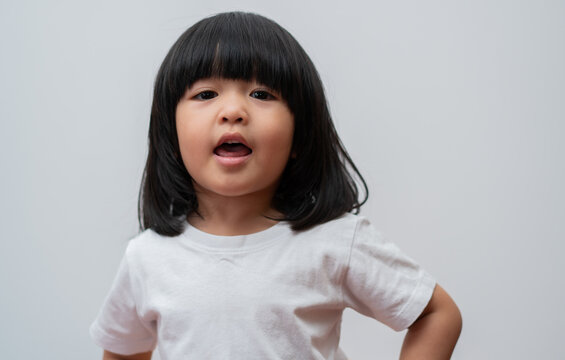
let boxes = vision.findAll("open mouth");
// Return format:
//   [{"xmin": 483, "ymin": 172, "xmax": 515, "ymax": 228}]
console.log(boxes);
[{"xmin": 214, "ymin": 141, "xmax": 252, "ymax": 157}]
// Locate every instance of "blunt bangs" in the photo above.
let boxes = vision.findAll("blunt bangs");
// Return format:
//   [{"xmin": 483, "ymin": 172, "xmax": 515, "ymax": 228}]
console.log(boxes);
[{"xmin": 162, "ymin": 12, "xmax": 303, "ymax": 107}]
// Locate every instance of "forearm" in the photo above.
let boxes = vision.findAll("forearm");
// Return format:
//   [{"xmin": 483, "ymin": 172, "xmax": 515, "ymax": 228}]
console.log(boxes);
[
  {"xmin": 400, "ymin": 285, "xmax": 462, "ymax": 360},
  {"xmin": 103, "ymin": 350, "xmax": 152, "ymax": 360}
]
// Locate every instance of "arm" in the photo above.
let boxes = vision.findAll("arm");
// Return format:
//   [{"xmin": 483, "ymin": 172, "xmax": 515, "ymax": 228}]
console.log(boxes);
[
  {"xmin": 399, "ymin": 284, "xmax": 462, "ymax": 360},
  {"xmin": 103, "ymin": 350, "xmax": 152, "ymax": 360}
]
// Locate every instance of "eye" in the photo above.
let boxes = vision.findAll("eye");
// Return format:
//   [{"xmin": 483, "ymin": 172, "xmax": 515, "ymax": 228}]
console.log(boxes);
[
  {"xmin": 250, "ymin": 90, "xmax": 276, "ymax": 100},
  {"xmin": 193, "ymin": 90, "xmax": 218, "ymax": 100}
]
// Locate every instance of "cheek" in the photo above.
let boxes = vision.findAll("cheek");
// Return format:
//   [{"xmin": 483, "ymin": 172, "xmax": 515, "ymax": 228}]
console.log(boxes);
[
  {"xmin": 176, "ymin": 122, "xmax": 207, "ymax": 172},
  {"xmin": 259, "ymin": 116, "xmax": 294, "ymax": 161}
]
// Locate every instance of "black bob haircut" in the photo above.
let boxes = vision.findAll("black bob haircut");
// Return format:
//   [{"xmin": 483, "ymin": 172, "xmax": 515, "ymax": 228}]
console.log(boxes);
[{"xmin": 139, "ymin": 11, "xmax": 368, "ymax": 236}]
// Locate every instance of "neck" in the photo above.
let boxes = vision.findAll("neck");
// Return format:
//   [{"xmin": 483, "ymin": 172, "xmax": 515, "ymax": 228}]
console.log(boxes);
[{"xmin": 187, "ymin": 188, "xmax": 281, "ymax": 236}]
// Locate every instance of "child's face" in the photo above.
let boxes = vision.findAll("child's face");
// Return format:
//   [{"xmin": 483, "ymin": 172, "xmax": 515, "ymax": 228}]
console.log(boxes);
[{"xmin": 176, "ymin": 78, "xmax": 294, "ymax": 204}]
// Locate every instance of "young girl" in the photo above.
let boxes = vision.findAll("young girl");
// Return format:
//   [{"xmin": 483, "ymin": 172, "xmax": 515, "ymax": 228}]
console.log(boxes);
[{"xmin": 90, "ymin": 12, "xmax": 462, "ymax": 360}]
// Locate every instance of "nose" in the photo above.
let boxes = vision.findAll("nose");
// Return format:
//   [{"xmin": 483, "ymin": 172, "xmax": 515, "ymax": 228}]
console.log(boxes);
[{"xmin": 218, "ymin": 92, "xmax": 248, "ymax": 124}]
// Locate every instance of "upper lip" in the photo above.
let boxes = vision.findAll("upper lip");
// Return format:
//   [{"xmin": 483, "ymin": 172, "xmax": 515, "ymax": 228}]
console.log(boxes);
[{"xmin": 215, "ymin": 133, "xmax": 251, "ymax": 149}]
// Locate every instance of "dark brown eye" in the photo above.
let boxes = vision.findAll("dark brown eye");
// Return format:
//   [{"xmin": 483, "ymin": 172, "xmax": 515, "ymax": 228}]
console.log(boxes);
[
  {"xmin": 250, "ymin": 90, "xmax": 275, "ymax": 100},
  {"xmin": 193, "ymin": 91, "xmax": 217, "ymax": 100}
]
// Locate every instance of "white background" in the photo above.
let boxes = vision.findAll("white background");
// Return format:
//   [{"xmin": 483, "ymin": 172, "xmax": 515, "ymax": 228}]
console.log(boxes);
[{"xmin": 1, "ymin": 1, "xmax": 564, "ymax": 359}]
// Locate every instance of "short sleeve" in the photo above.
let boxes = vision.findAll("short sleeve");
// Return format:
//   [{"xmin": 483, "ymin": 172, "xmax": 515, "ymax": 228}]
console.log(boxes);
[
  {"xmin": 89, "ymin": 249, "xmax": 157, "ymax": 355},
  {"xmin": 342, "ymin": 218, "xmax": 436, "ymax": 331}
]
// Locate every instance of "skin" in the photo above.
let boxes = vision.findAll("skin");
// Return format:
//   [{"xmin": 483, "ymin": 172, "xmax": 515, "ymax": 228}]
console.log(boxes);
[
  {"xmin": 401, "ymin": 285, "xmax": 462, "ymax": 359},
  {"xmin": 176, "ymin": 78, "xmax": 294, "ymax": 235},
  {"xmin": 101, "ymin": 78, "xmax": 461, "ymax": 359},
  {"xmin": 102, "ymin": 350, "xmax": 152, "ymax": 360}
]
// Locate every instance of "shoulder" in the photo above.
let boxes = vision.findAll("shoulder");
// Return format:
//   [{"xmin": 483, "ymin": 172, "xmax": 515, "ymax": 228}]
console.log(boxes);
[
  {"xmin": 296, "ymin": 214, "xmax": 396, "ymax": 267},
  {"xmin": 298, "ymin": 213, "xmax": 375, "ymax": 240},
  {"xmin": 126, "ymin": 228, "xmax": 168, "ymax": 252},
  {"xmin": 123, "ymin": 228, "xmax": 185, "ymax": 269},
  {"xmin": 292, "ymin": 213, "xmax": 380, "ymax": 252}
]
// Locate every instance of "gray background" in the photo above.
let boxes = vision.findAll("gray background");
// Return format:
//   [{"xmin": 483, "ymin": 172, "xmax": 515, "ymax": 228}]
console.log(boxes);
[{"xmin": 1, "ymin": 0, "xmax": 564, "ymax": 359}]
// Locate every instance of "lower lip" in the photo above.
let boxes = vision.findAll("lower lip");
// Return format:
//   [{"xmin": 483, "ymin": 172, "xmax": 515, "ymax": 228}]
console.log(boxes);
[{"xmin": 214, "ymin": 154, "xmax": 251, "ymax": 167}]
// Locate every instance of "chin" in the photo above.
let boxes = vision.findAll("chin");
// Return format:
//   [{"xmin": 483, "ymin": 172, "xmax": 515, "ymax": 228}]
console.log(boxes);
[{"xmin": 198, "ymin": 183, "xmax": 254, "ymax": 198}]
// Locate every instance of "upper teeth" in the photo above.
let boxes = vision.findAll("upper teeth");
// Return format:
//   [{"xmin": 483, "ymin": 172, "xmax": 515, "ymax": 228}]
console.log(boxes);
[{"xmin": 225, "ymin": 140, "xmax": 239, "ymax": 144}]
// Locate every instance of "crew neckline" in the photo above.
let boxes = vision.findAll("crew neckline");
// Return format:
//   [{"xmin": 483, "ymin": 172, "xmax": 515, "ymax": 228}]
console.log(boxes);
[{"xmin": 181, "ymin": 221, "xmax": 290, "ymax": 252}]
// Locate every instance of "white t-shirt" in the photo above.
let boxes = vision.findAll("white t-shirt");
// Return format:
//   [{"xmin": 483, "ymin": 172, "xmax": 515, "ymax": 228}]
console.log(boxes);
[{"xmin": 90, "ymin": 214, "xmax": 435, "ymax": 359}]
